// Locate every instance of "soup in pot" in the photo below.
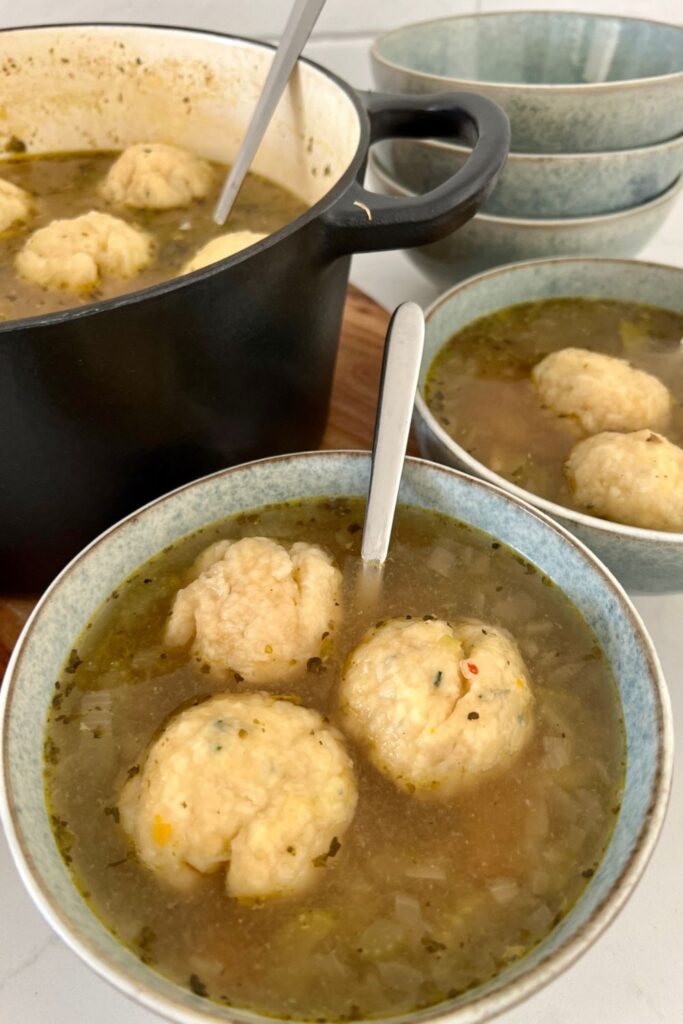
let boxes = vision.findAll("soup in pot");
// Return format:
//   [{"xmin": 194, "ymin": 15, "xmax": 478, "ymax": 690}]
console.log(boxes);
[
  {"xmin": 0, "ymin": 147, "xmax": 307, "ymax": 321},
  {"xmin": 44, "ymin": 497, "xmax": 624, "ymax": 1021}
]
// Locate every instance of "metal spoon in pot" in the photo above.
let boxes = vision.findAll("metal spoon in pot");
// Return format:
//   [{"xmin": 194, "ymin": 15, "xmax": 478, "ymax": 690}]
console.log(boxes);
[
  {"xmin": 213, "ymin": 0, "xmax": 327, "ymax": 226},
  {"xmin": 357, "ymin": 302, "xmax": 425, "ymax": 609}
]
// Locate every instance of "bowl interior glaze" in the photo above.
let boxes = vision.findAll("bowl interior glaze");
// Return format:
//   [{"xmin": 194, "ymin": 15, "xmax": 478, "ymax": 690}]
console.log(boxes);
[
  {"xmin": 375, "ymin": 12, "xmax": 683, "ymax": 86},
  {"xmin": 0, "ymin": 452, "xmax": 672, "ymax": 1024}
]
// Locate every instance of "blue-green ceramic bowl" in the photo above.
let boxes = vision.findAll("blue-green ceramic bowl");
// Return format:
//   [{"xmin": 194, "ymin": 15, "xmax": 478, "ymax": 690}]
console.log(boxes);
[
  {"xmin": 372, "ymin": 11, "xmax": 683, "ymax": 153},
  {"xmin": 413, "ymin": 258, "xmax": 683, "ymax": 594},
  {"xmin": 369, "ymin": 153, "xmax": 683, "ymax": 288},
  {"xmin": 0, "ymin": 451, "xmax": 673, "ymax": 1024},
  {"xmin": 378, "ymin": 132, "xmax": 683, "ymax": 218}
]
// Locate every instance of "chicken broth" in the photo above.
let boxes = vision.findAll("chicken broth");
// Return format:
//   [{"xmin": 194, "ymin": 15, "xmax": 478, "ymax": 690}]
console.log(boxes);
[
  {"xmin": 0, "ymin": 151, "xmax": 306, "ymax": 320},
  {"xmin": 44, "ymin": 499, "xmax": 624, "ymax": 1020},
  {"xmin": 426, "ymin": 298, "xmax": 683, "ymax": 513}
]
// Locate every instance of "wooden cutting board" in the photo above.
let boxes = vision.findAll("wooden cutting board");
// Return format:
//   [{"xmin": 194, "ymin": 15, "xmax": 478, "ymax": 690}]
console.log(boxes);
[
  {"xmin": 320, "ymin": 285, "xmax": 389, "ymax": 451},
  {"xmin": 0, "ymin": 286, "xmax": 403, "ymax": 674}
]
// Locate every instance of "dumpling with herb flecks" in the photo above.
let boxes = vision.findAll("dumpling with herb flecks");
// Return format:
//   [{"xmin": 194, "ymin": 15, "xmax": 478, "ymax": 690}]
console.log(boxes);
[
  {"xmin": 339, "ymin": 617, "xmax": 533, "ymax": 797},
  {"xmin": 165, "ymin": 536, "xmax": 342, "ymax": 683},
  {"xmin": 119, "ymin": 692, "xmax": 358, "ymax": 899}
]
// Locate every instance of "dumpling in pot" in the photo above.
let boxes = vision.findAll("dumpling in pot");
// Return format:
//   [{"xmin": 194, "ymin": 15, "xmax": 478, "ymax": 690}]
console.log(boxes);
[
  {"xmin": 339, "ymin": 617, "xmax": 533, "ymax": 797},
  {"xmin": 181, "ymin": 231, "xmax": 266, "ymax": 273},
  {"xmin": 181, "ymin": 231, "xmax": 266, "ymax": 274},
  {"xmin": 0, "ymin": 178, "xmax": 32, "ymax": 234},
  {"xmin": 165, "ymin": 537, "xmax": 342, "ymax": 683},
  {"xmin": 15, "ymin": 211, "xmax": 154, "ymax": 292},
  {"xmin": 119, "ymin": 693, "xmax": 358, "ymax": 899},
  {"xmin": 566, "ymin": 429, "xmax": 683, "ymax": 531},
  {"xmin": 531, "ymin": 347, "xmax": 671, "ymax": 434},
  {"xmin": 101, "ymin": 143, "xmax": 213, "ymax": 210}
]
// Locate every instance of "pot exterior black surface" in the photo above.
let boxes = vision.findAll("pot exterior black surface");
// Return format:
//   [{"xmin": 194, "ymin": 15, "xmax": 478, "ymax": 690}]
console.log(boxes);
[
  {"xmin": 0, "ymin": 26, "xmax": 510, "ymax": 591},
  {"xmin": 2, "ymin": 232, "xmax": 351, "ymax": 587}
]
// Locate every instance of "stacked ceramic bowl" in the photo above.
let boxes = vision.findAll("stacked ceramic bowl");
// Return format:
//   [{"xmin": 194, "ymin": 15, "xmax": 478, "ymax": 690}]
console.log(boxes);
[{"xmin": 371, "ymin": 10, "xmax": 683, "ymax": 285}]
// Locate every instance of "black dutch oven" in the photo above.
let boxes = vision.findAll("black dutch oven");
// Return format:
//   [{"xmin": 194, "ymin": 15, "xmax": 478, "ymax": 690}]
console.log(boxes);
[{"xmin": 0, "ymin": 24, "xmax": 510, "ymax": 589}]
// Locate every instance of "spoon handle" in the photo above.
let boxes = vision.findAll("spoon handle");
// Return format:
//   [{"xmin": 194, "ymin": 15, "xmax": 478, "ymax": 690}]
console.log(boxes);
[
  {"xmin": 361, "ymin": 302, "xmax": 425, "ymax": 566},
  {"xmin": 213, "ymin": 0, "xmax": 327, "ymax": 225}
]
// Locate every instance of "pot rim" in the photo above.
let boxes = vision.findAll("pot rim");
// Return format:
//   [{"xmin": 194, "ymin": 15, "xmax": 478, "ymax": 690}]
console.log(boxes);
[
  {"xmin": 0, "ymin": 22, "xmax": 371, "ymax": 337},
  {"xmin": 0, "ymin": 448, "xmax": 674, "ymax": 1024},
  {"xmin": 369, "ymin": 151, "xmax": 683, "ymax": 226},
  {"xmin": 371, "ymin": 9, "xmax": 683, "ymax": 93},
  {"xmin": 415, "ymin": 255, "xmax": 683, "ymax": 548}
]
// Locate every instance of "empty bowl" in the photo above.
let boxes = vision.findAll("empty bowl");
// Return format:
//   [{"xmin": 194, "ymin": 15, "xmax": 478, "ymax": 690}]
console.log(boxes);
[
  {"xmin": 372, "ymin": 11, "xmax": 683, "ymax": 152},
  {"xmin": 378, "ymin": 132, "xmax": 683, "ymax": 218},
  {"xmin": 369, "ymin": 153, "xmax": 683, "ymax": 288},
  {"xmin": 412, "ymin": 256, "xmax": 683, "ymax": 594}
]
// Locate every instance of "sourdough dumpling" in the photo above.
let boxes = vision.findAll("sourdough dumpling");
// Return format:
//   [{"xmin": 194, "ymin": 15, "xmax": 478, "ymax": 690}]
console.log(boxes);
[
  {"xmin": 0, "ymin": 178, "xmax": 32, "ymax": 233},
  {"xmin": 119, "ymin": 693, "xmax": 357, "ymax": 899},
  {"xmin": 531, "ymin": 347, "xmax": 671, "ymax": 433},
  {"xmin": 181, "ymin": 231, "xmax": 266, "ymax": 273},
  {"xmin": 566, "ymin": 429, "xmax": 683, "ymax": 531},
  {"xmin": 101, "ymin": 143, "xmax": 213, "ymax": 210},
  {"xmin": 166, "ymin": 537, "xmax": 342, "ymax": 683},
  {"xmin": 15, "ymin": 211, "xmax": 154, "ymax": 292},
  {"xmin": 339, "ymin": 618, "xmax": 533, "ymax": 797}
]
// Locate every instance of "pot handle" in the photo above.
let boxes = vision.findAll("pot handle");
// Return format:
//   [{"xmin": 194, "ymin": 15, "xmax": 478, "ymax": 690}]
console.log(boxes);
[{"xmin": 320, "ymin": 90, "xmax": 510, "ymax": 256}]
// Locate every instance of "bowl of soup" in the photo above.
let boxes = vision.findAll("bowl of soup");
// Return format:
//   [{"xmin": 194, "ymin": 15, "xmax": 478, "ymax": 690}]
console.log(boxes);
[
  {"xmin": 0, "ymin": 450, "xmax": 672, "ymax": 1024},
  {"xmin": 0, "ymin": 23, "xmax": 509, "ymax": 590},
  {"xmin": 371, "ymin": 10, "xmax": 683, "ymax": 153},
  {"xmin": 414, "ymin": 258, "xmax": 683, "ymax": 594}
]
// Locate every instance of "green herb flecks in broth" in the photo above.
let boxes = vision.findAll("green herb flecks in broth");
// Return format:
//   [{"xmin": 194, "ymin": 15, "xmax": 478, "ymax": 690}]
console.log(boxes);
[
  {"xmin": 0, "ymin": 152, "xmax": 307, "ymax": 321},
  {"xmin": 44, "ymin": 498, "xmax": 624, "ymax": 1021},
  {"xmin": 426, "ymin": 298, "xmax": 683, "ymax": 510}
]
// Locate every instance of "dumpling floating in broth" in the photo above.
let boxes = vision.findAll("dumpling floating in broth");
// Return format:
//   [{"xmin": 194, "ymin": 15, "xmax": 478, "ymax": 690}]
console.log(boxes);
[
  {"xmin": 15, "ymin": 210, "xmax": 154, "ymax": 292},
  {"xmin": 566, "ymin": 429, "xmax": 683, "ymax": 531},
  {"xmin": 119, "ymin": 692, "xmax": 358, "ymax": 899},
  {"xmin": 531, "ymin": 347, "xmax": 671, "ymax": 434},
  {"xmin": 0, "ymin": 178, "xmax": 32, "ymax": 234},
  {"xmin": 181, "ymin": 230, "xmax": 266, "ymax": 273},
  {"xmin": 339, "ymin": 617, "xmax": 533, "ymax": 797},
  {"xmin": 101, "ymin": 142, "xmax": 214, "ymax": 210},
  {"xmin": 165, "ymin": 537, "xmax": 342, "ymax": 683}
]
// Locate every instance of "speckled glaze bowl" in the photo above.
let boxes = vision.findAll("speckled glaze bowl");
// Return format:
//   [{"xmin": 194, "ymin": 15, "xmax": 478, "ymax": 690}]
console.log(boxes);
[
  {"xmin": 369, "ymin": 153, "xmax": 683, "ymax": 287},
  {"xmin": 378, "ymin": 133, "xmax": 683, "ymax": 218},
  {"xmin": 371, "ymin": 11, "xmax": 683, "ymax": 153},
  {"xmin": 413, "ymin": 258, "xmax": 683, "ymax": 594},
  {"xmin": 0, "ymin": 451, "xmax": 673, "ymax": 1024}
]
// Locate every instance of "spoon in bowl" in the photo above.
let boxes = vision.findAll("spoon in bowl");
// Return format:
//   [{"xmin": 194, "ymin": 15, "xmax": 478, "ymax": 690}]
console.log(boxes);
[
  {"xmin": 357, "ymin": 301, "xmax": 425, "ymax": 609},
  {"xmin": 213, "ymin": 0, "xmax": 327, "ymax": 226}
]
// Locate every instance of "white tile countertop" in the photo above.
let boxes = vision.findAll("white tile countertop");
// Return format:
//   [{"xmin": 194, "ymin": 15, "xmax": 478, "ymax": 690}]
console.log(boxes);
[{"xmin": 2, "ymin": 5, "xmax": 683, "ymax": 1023}]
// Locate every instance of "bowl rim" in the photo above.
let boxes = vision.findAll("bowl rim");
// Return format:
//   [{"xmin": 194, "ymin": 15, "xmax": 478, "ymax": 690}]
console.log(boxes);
[
  {"xmin": 381, "ymin": 130, "xmax": 683, "ymax": 163},
  {"xmin": 0, "ymin": 448, "xmax": 675, "ymax": 1024},
  {"xmin": 368, "ymin": 152, "xmax": 683, "ymax": 226},
  {"xmin": 415, "ymin": 256, "xmax": 683, "ymax": 548},
  {"xmin": 371, "ymin": 9, "xmax": 683, "ymax": 92}
]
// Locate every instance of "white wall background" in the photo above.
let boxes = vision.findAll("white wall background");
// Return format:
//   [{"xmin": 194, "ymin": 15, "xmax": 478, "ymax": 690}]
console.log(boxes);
[{"xmin": 2, "ymin": 0, "xmax": 681, "ymax": 89}]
